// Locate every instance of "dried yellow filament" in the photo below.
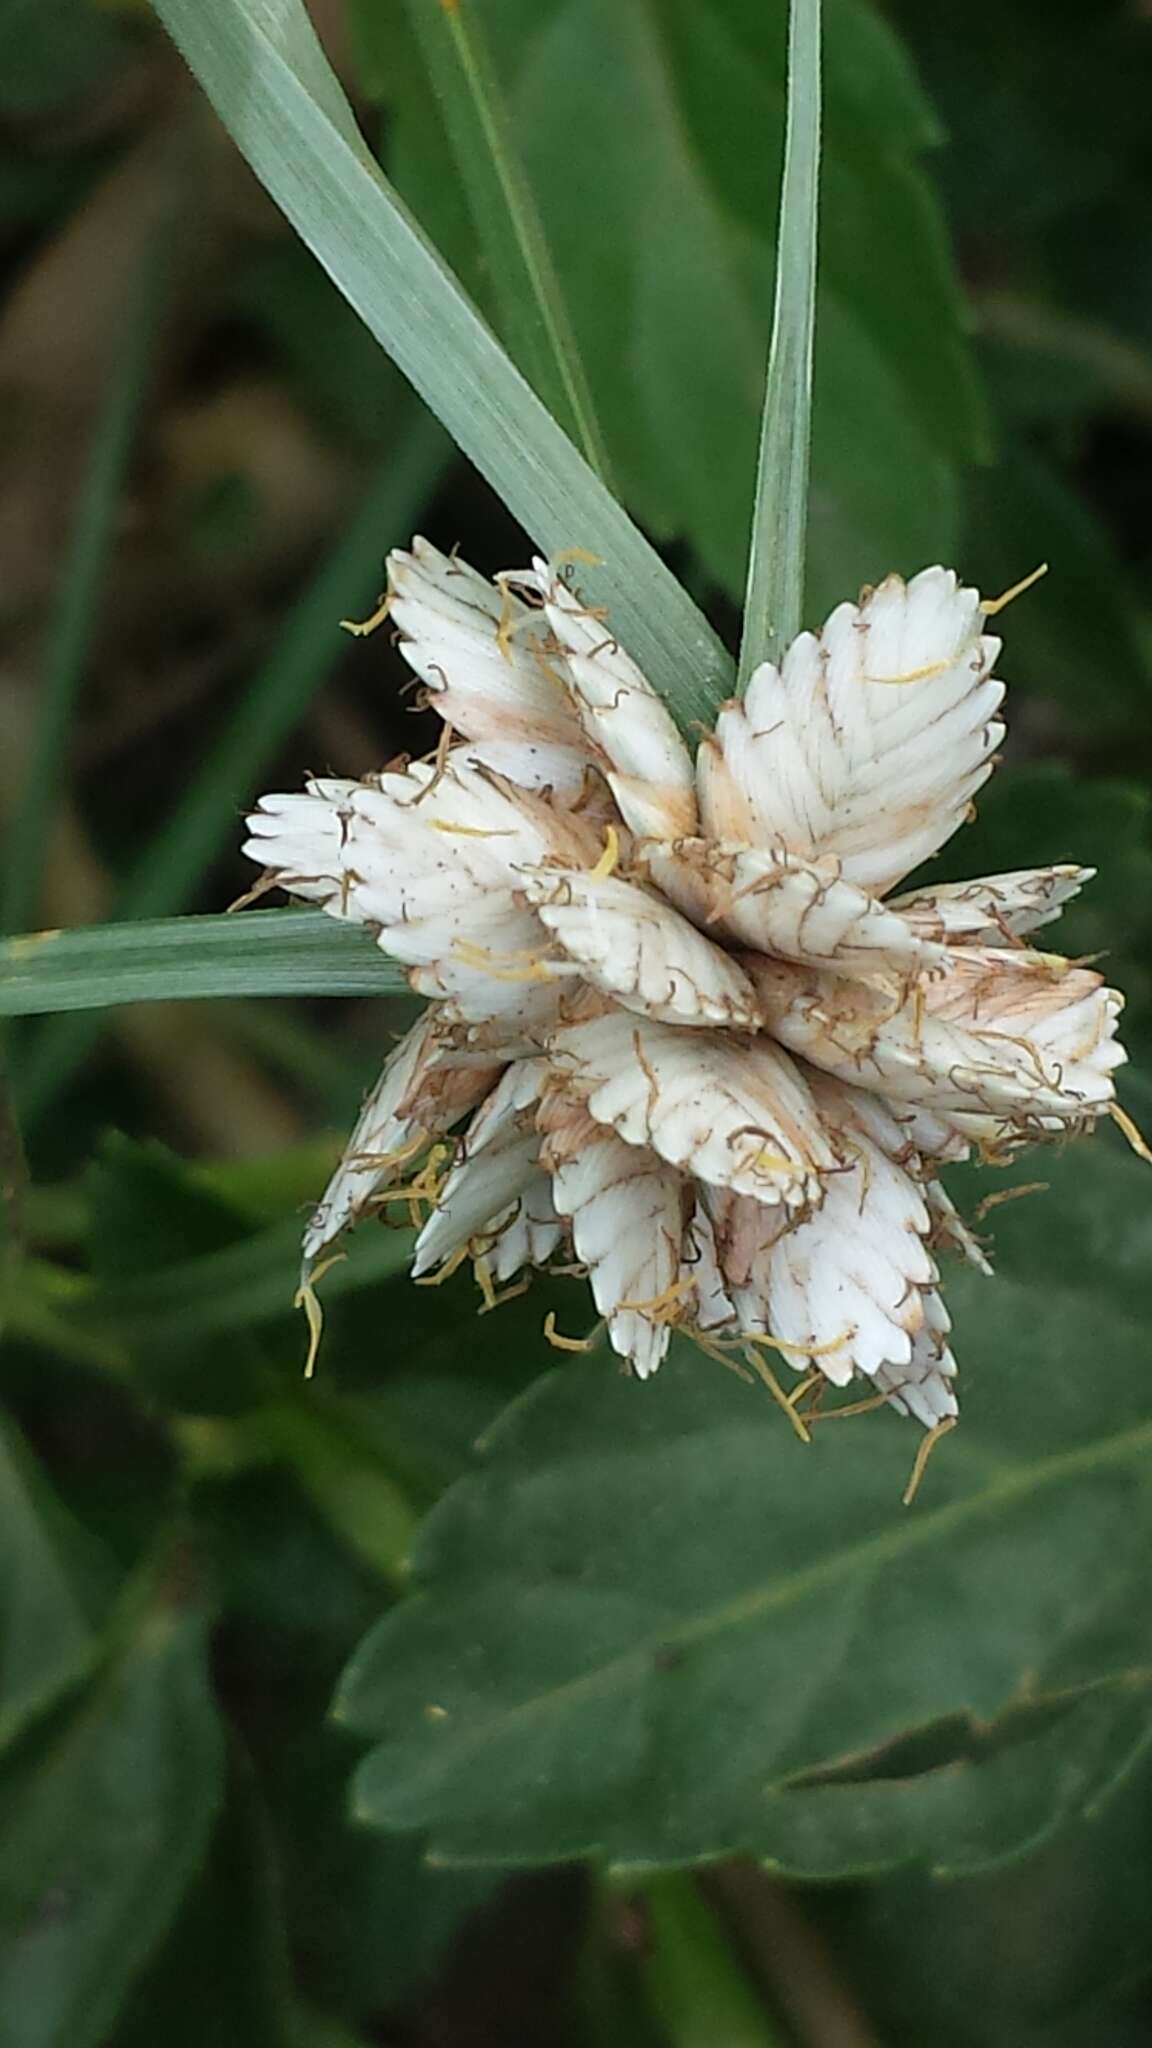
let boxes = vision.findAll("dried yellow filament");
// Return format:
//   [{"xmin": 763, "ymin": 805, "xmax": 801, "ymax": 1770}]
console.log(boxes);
[
  {"xmin": 974, "ymin": 1181, "xmax": 1049, "ymax": 1222},
  {"xmin": 982, "ymin": 562, "xmax": 1048, "ymax": 616},
  {"xmin": 451, "ymin": 938, "xmax": 558, "ymax": 984},
  {"xmin": 616, "ymin": 1274, "xmax": 695, "ymax": 1321},
  {"xmin": 1111, "ymin": 1102, "xmax": 1152, "ymax": 1166},
  {"xmin": 902, "ymin": 1415, "xmax": 956, "ymax": 1507},
  {"xmin": 495, "ymin": 582, "xmax": 518, "ymax": 662},
  {"xmin": 864, "ymin": 657, "xmax": 952, "ymax": 688},
  {"xmin": 551, "ymin": 545, "xmax": 605, "ymax": 569},
  {"xmin": 479, "ymin": 1274, "xmax": 533, "ymax": 1315},
  {"xmin": 414, "ymin": 1244, "xmax": 471, "ymax": 1288},
  {"xmin": 340, "ymin": 592, "xmax": 391, "ymax": 637},
  {"xmin": 742, "ymin": 1345, "xmax": 812, "ymax": 1445},
  {"xmin": 808, "ymin": 1390, "xmax": 891, "ymax": 1424},
  {"xmin": 587, "ymin": 824, "xmax": 620, "ymax": 881},
  {"xmin": 430, "ymin": 819, "xmax": 517, "ymax": 839},
  {"xmin": 226, "ymin": 872, "xmax": 278, "ymax": 914},
  {"xmin": 543, "ymin": 1311, "xmax": 596, "ymax": 1353},
  {"xmin": 742, "ymin": 1327, "xmax": 853, "ymax": 1362},
  {"xmin": 293, "ymin": 1253, "xmax": 346, "ymax": 1380},
  {"xmin": 472, "ymin": 1254, "xmax": 497, "ymax": 1313}
]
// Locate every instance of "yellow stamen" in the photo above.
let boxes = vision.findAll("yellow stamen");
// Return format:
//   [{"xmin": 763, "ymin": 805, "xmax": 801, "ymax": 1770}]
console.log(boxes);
[
  {"xmin": 864, "ymin": 657, "xmax": 953, "ymax": 687},
  {"xmin": 472, "ymin": 1254, "xmax": 497, "ymax": 1313},
  {"xmin": 414, "ymin": 1244, "xmax": 471, "ymax": 1287},
  {"xmin": 742, "ymin": 1327, "xmax": 852, "ymax": 1361},
  {"xmin": 974, "ymin": 1181, "xmax": 1048, "ymax": 1223},
  {"xmin": 587, "ymin": 824, "xmax": 620, "ymax": 882},
  {"xmin": 616, "ymin": 1274, "xmax": 695, "ymax": 1322},
  {"xmin": 451, "ymin": 938, "xmax": 558, "ymax": 984},
  {"xmin": 785, "ymin": 1370, "xmax": 822, "ymax": 1410},
  {"xmin": 1111, "ymin": 1102, "xmax": 1152, "ymax": 1166},
  {"xmin": 690, "ymin": 1327, "xmax": 754, "ymax": 1384},
  {"xmin": 479, "ymin": 1274, "xmax": 532, "ymax": 1314},
  {"xmin": 543, "ymin": 1311, "xmax": 597, "ymax": 1353},
  {"xmin": 226, "ymin": 872, "xmax": 278, "ymax": 914},
  {"xmin": 742, "ymin": 1345, "xmax": 811, "ymax": 1445},
  {"xmin": 429, "ymin": 819, "xmax": 517, "ymax": 839},
  {"xmin": 341, "ymin": 592, "xmax": 391, "ymax": 637},
  {"xmin": 902, "ymin": 1415, "xmax": 956, "ymax": 1507},
  {"xmin": 982, "ymin": 562, "xmax": 1048, "ymax": 617},
  {"xmin": 293, "ymin": 1252, "xmax": 346, "ymax": 1380},
  {"xmin": 807, "ymin": 1390, "xmax": 892, "ymax": 1424},
  {"xmin": 551, "ymin": 545, "xmax": 605, "ymax": 569},
  {"xmin": 495, "ymin": 581, "xmax": 518, "ymax": 662},
  {"xmin": 354, "ymin": 1128, "xmax": 431, "ymax": 1178}
]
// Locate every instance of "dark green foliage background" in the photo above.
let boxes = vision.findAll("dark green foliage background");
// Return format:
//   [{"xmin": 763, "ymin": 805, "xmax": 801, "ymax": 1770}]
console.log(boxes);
[{"xmin": 3, "ymin": 0, "xmax": 1152, "ymax": 2042}]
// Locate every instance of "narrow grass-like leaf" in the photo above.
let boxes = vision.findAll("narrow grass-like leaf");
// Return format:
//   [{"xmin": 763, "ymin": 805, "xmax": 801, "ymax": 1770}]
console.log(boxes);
[
  {"xmin": 126, "ymin": 416, "xmax": 448, "ymax": 921},
  {"xmin": 78, "ymin": 1211, "xmax": 413, "ymax": 1343},
  {"xmin": 402, "ymin": 0, "xmax": 613, "ymax": 486},
  {"xmin": 0, "ymin": 911, "xmax": 411, "ymax": 1018},
  {"xmin": 639, "ymin": 1876, "xmax": 785, "ymax": 2048},
  {"xmin": 738, "ymin": 0, "xmax": 822, "ymax": 684},
  {"xmin": 0, "ymin": 225, "xmax": 164, "ymax": 936},
  {"xmin": 150, "ymin": 0, "xmax": 732, "ymax": 723},
  {"xmin": 18, "ymin": 418, "xmax": 443, "ymax": 1120}
]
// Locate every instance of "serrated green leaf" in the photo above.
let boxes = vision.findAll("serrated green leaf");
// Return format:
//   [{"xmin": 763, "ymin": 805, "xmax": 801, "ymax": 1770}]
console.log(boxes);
[
  {"xmin": 0, "ymin": 911, "xmax": 412, "ymax": 1018},
  {"xmin": 151, "ymin": 0, "xmax": 733, "ymax": 727},
  {"xmin": 336, "ymin": 1135, "xmax": 1152, "ymax": 1876},
  {"xmin": 841, "ymin": 1731, "xmax": 1152, "ymax": 2046},
  {"xmin": 0, "ymin": 1570, "xmax": 224, "ymax": 2048}
]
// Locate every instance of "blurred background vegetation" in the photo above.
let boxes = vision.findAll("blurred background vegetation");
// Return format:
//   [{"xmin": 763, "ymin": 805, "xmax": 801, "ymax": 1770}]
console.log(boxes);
[{"xmin": 3, "ymin": 0, "xmax": 1152, "ymax": 2043}]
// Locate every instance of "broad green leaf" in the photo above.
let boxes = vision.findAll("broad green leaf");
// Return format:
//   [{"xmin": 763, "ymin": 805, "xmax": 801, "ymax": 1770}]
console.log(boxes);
[
  {"xmin": 0, "ymin": 1570, "xmax": 224, "ymax": 2048},
  {"xmin": 0, "ymin": 911, "xmax": 411, "ymax": 1017},
  {"xmin": 0, "ymin": 1417, "xmax": 104, "ymax": 1749},
  {"xmin": 740, "ymin": 0, "xmax": 822, "ymax": 681},
  {"xmin": 337, "ymin": 1135, "xmax": 1152, "ymax": 1876},
  {"xmin": 150, "ymin": 0, "xmax": 733, "ymax": 726},
  {"xmin": 374, "ymin": 0, "xmax": 985, "ymax": 613},
  {"xmin": 113, "ymin": 1762, "xmax": 298, "ymax": 2048},
  {"xmin": 842, "ymin": 1737, "xmax": 1152, "ymax": 2046}
]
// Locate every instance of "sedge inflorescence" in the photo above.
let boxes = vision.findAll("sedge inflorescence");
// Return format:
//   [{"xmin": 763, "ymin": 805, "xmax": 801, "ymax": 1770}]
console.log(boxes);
[{"xmin": 243, "ymin": 541, "xmax": 1131, "ymax": 1435}]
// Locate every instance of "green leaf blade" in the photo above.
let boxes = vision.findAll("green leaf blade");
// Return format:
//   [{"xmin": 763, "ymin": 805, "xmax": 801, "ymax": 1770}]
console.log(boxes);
[
  {"xmin": 151, "ymin": 0, "xmax": 733, "ymax": 726},
  {"xmin": 403, "ymin": 0, "xmax": 613, "ymax": 484},
  {"xmin": 337, "ymin": 1137, "xmax": 1152, "ymax": 1876},
  {"xmin": 739, "ymin": 0, "xmax": 821, "ymax": 682},
  {"xmin": 0, "ymin": 1573, "xmax": 225, "ymax": 2048},
  {"xmin": 0, "ymin": 912, "xmax": 412, "ymax": 1018}
]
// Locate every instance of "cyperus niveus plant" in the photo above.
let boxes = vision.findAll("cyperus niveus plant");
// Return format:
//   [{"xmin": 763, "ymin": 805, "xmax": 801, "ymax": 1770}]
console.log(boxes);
[{"xmin": 243, "ymin": 542, "xmax": 1130, "ymax": 1438}]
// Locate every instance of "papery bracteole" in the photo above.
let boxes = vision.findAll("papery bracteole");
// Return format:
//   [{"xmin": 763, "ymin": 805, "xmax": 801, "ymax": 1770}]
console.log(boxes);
[{"xmin": 244, "ymin": 545, "xmax": 1138, "ymax": 1434}]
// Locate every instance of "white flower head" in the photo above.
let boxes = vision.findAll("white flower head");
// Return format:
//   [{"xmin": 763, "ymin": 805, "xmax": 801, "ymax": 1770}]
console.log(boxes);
[{"xmin": 244, "ymin": 538, "xmax": 1136, "ymax": 1442}]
